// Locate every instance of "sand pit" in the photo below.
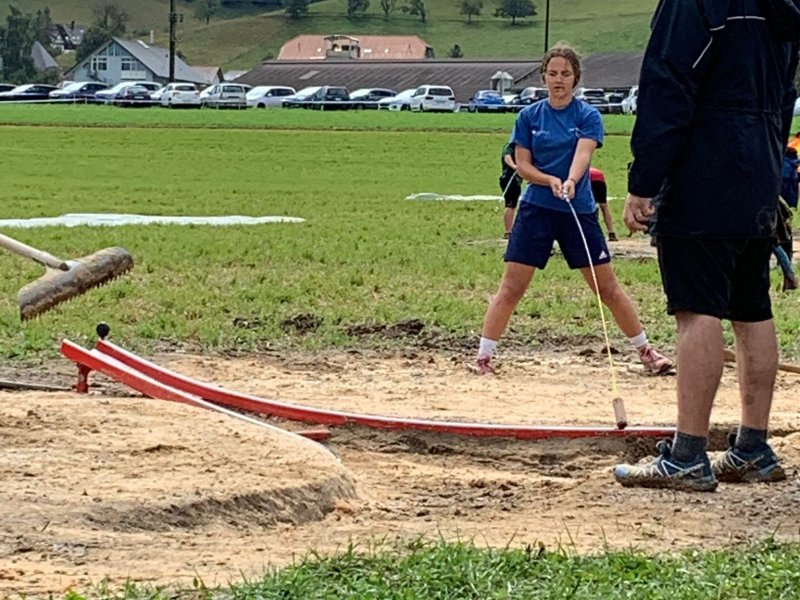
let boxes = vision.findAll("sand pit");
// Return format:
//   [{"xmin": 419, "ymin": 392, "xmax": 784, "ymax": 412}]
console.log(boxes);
[
  {"xmin": 0, "ymin": 394, "xmax": 354, "ymax": 596},
  {"xmin": 1, "ymin": 347, "xmax": 799, "ymax": 597}
]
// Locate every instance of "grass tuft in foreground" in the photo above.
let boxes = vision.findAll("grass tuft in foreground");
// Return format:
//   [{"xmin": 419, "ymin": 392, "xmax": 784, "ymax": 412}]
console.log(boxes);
[{"xmin": 62, "ymin": 538, "xmax": 800, "ymax": 599}]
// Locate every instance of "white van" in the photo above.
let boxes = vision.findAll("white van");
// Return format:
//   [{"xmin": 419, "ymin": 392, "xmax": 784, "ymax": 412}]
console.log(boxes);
[
  {"xmin": 622, "ymin": 86, "xmax": 638, "ymax": 115},
  {"xmin": 409, "ymin": 85, "xmax": 458, "ymax": 112}
]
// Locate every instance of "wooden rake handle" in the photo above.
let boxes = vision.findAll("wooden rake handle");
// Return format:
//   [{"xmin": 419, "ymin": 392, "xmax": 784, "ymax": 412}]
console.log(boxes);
[
  {"xmin": 722, "ymin": 348, "xmax": 800, "ymax": 375},
  {"xmin": 0, "ymin": 232, "xmax": 69, "ymax": 270}
]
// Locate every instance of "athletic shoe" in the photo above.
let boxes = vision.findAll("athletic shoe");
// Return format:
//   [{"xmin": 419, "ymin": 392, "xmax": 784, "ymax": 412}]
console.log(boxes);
[
  {"xmin": 614, "ymin": 439, "xmax": 718, "ymax": 492},
  {"xmin": 638, "ymin": 345, "xmax": 675, "ymax": 375},
  {"xmin": 711, "ymin": 433, "xmax": 787, "ymax": 483},
  {"xmin": 475, "ymin": 356, "xmax": 495, "ymax": 376},
  {"xmin": 608, "ymin": 231, "xmax": 618, "ymax": 242}
]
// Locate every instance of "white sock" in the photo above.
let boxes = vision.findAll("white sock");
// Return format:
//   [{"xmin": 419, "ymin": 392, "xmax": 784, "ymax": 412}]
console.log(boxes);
[
  {"xmin": 628, "ymin": 331, "xmax": 648, "ymax": 350},
  {"xmin": 478, "ymin": 337, "xmax": 498, "ymax": 359}
]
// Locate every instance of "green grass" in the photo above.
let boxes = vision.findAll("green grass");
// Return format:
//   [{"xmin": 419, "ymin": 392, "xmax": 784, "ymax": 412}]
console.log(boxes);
[
  {"xmin": 1, "ymin": 0, "xmax": 659, "ymax": 69},
  {"xmin": 2, "ymin": 107, "xmax": 800, "ymax": 361},
  {"xmin": 61, "ymin": 539, "xmax": 800, "ymax": 599},
  {"xmin": 0, "ymin": 104, "xmax": 637, "ymax": 134}
]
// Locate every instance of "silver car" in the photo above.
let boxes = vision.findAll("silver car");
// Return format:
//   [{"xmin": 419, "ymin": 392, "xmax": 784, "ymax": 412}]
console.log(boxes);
[
  {"xmin": 246, "ymin": 85, "xmax": 296, "ymax": 108},
  {"xmin": 202, "ymin": 83, "xmax": 248, "ymax": 109}
]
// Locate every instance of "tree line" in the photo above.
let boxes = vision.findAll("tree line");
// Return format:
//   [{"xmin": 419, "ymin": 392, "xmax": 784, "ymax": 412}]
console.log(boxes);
[
  {"xmin": 281, "ymin": 0, "xmax": 535, "ymax": 24},
  {"xmin": 184, "ymin": 0, "xmax": 536, "ymax": 26},
  {"xmin": 0, "ymin": 3, "xmax": 130, "ymax": 83}
]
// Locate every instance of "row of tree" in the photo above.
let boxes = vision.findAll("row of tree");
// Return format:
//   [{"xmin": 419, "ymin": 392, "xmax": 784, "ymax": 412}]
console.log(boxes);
[
  {"xmin": 0, "ymin": 6, "xmax": 58, "ymax": 83},
  {"xmin": 284, "ymin": 0, "xmax": 535, "ymax": 23},
  {"xmin": 0, "ymin": 3, "xmax": 130, "ymax": 83},
  {"xmin": 185, "ymin": 0, "xmax": 536, "ymax": 25}
]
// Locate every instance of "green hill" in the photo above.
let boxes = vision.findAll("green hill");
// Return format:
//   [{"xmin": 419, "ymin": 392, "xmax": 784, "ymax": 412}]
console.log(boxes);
[{"xmin": 1, "ymin": 0, "xmax": 658, "ymax": 70}]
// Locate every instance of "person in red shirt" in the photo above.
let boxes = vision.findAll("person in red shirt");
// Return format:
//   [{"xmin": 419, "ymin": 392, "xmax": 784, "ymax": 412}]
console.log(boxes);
[{"xmin": 589, "ymin": 167, "xmax": 618, "ymax": 242}]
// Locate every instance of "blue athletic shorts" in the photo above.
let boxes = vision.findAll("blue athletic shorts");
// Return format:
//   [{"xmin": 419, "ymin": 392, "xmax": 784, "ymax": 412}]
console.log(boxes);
[
  {"xmin": 505, "ymin": 202, "xmax": 611, "ymax": 269},
  {"xmin": 657, "ymin": 236, "xmax": 773, "ymax": 322}
]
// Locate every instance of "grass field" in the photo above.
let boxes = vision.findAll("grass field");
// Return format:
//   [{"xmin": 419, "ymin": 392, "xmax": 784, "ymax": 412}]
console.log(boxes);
[
  {"xmin": 3, "ymin": 106, "xmax": 800, "ymax": 599},
  {"xmin": 1, "ymin": 104, "xmax": 800, "ymax": 362},
  {"xmin": 0, "ymin": 0, "xmax": 659, "ymax": 68}
]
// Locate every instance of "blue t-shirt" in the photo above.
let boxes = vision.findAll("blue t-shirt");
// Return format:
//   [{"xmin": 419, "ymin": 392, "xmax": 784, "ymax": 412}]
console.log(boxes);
[{"xmin": 512, "ymin": 98, "xmax": 604, "ymax": 214}]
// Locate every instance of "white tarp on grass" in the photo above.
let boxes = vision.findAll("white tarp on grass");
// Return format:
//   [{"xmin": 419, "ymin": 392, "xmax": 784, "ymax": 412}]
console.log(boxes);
[
  {"xmin": 406, "ymin": 193, "xmax": 620, "ymax": 202},
  {"xmin": 0, "ymin": 214, "xmax": 306, "ymax": 228},
  {"xmin": 406, "ymin": 193, "xmax": 502, "ymax": 201}
]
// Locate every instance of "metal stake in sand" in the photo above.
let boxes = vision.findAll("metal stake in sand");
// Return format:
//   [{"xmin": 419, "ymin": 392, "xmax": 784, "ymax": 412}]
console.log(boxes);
[{"xmin": 562, "ymin": 193, "xmax": 626, "ymax": 429}]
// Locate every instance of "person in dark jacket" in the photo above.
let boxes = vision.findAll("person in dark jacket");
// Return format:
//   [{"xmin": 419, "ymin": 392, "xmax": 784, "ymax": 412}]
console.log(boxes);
[
  {"xmin": 616, "ymin": 0, "xmax": 799, "ymax": 491},
  {"xmin": 499, "ymin": 140, "xmax": 523, "ymax": 238}
]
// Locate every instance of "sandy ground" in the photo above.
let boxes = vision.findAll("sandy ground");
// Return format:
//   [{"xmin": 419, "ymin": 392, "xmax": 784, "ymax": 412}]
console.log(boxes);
[{"xmin": 1, "ymin": 343, "xmax": 800, "ymax": 598}]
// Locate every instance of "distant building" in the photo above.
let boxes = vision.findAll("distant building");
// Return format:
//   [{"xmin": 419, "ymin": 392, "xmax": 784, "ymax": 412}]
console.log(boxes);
[
  {"xmin": 193, "ymin": 66, "xmax": 224, "ymax": 86},
  {"xmin": 31, "ymin": 41, "xmax": 59, "ymax": 72},
  {"xmin": 278, "ymin": 34, "xmax": 434, "ymax": 61},
  {"xmin": 223, "ymin": 69, "xmax": 247, "ymax": 82},
  {"xmin": 50, "ymin": 22, "xmax": 85, "ymax": 52},
  {"xmin": 67, "ymin": 37, "xmax": 205, "ymax": 86},
  {"xmin": 515, "ymin": 52, "xmax": 644, "ymax": 93},
  {"xmin": 237, "ymin": 59, "xmax": 538, "ymax": 103}
]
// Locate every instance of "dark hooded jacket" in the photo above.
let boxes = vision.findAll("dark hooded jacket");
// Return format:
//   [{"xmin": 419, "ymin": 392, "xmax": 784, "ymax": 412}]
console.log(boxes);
[{"xmin": 628, "ymin": 0, "xmax": 800, "ymax": 237}]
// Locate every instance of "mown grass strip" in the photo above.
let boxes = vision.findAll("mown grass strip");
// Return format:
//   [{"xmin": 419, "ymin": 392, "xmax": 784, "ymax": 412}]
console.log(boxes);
[
  {"xmin": 62, "ymin": 539, "xmax": 800, "ymax": 599},
  {"xmin": 1, "ymin": 120, "xmax": 799, "ymax": 360},
  {"xmin": 0, "ymin": 104, "xmax": 638, "ymax": 134}
]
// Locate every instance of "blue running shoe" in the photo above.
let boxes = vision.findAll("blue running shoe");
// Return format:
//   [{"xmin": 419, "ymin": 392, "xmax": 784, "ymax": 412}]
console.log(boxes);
[
  {"xmin": 711, "ymin": 433, "xmax": 786, "ymax": 483},
  {"xmin": 614, "ymin": 439, "xmax": 718, "ymax": 492}
]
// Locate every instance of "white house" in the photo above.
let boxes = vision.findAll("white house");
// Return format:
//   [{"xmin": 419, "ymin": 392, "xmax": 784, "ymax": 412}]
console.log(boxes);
[{"xmin": 67, "ymin": 37, "xmax": 205, "ymax": 86}]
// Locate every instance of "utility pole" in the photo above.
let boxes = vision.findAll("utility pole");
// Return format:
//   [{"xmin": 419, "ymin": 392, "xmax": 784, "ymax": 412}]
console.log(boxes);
[
  {"xmin": 168, "ymin": 0, "xmax": 177, "ymax": 82},
  {"xmin": 543, "ymin": 0, "xmax": 551, "ymax": 54}
]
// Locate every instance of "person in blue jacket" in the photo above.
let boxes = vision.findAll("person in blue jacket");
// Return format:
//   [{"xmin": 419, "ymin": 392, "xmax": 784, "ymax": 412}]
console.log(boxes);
[
  {"xmin": 475, "ymin": 43, "xmax": 674, "ymax": 377},
  {"xmin": 618, "ymin": 0, "xmax": 799, "ymax": 491}
]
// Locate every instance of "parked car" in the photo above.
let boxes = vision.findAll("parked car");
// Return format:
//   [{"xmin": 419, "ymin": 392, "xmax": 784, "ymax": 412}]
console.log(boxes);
[
  {"xmin": 0, "ymin": 83, "xmax": 17, "ymax": 93},
  {"xmin": 114, "ymin": 84, "xmax": 156, "ymax": 107},
  {"xmin": 281, "ymin": 86, "xmax": 321, "ymax": 108},
  {"xmin": 349, "ymin": 88, "xmax": 397, "ymax": 109},
  {"xmin": 507, "ymin": 86, "xmax": 548, "ymax": 111},
  {"xmin": 159, "ymin": 82, "xmax": 201, "ymax": 108},
  {"xmin": 622, "ymin": 85, "xmax": 638, "ymax": 115},
  {"xmin": 305, "ymin": 86, "xmax": 351, "ymax": 110},
  {"xmin": 575, "ymin": 87, "xmax": 608, "ymax": 112},
  {"xmin": 0, "ymin": 84, "xmax": 59, "ymax": 102},
  {"xmin": 202, "ymin": 83, "xmax": 248, "ymax": 109},
  {"xmin": 246, "ymin": 85, "xmax": 296, "ymax": 108},
  {"xmin": 605, "ymin": 91, "xmax": 626, "ymax": 115},
  {"xmin": 409, "ymin": 85, "xmax": 458, "ymax": 113},
  {"xmin": 467, "ymin": 90, "xmax": 507, "ymax": 113},
  {"xmin": 49, "ymin": 81, "xmax": 109, "ymax": 103},
  {"xmin": 94, "ymin": 81, "xmax": 160, "ymax": 105},
  {"xmin": 381, "ymin": 88, "xmax": 416, "ymax": 111}
]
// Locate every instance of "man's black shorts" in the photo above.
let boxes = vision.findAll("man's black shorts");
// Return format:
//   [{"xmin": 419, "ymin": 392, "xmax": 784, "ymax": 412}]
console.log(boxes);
[
  {"xmin": 657, "ymin": 236, "xmax": 773, "ymax": 322},
  {"xmin": 499, "ymin": 172, "xmax": 521, "ymax": 209}
]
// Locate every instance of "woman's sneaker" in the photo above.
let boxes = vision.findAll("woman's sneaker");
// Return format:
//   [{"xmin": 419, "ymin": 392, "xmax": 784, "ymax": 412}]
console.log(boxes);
[
  {"xmin": 475, "ymin": 356, "xmax": 495, "ymax": 376},
  {"xmin": 638, "ymin": 345, "xmax": 675, "ymax": 375},
  {"xmin": 712, "ymin": 434, "xmax": 787, "ymax": 483},
  {"xmin": 614, "ymin": 439, "xmax": 718, "ymax": 492}
]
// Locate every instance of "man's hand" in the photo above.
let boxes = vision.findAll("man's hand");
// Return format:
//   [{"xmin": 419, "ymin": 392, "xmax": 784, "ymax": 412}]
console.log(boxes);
[{"xmin": 623, "ymin": 194, "xmax": 655, "ymax": 232}]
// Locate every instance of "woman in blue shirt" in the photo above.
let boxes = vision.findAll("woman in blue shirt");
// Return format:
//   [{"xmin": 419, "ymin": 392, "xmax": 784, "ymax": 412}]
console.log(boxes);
[{"xmin": 475, "ymin": 43, "xmax": 673, "ymax": 376}]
